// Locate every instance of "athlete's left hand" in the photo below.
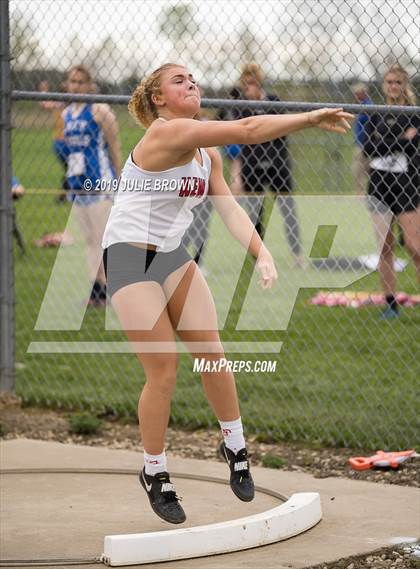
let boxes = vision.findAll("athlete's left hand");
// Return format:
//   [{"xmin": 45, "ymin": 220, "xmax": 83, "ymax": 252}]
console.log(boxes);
[
  {"xmin": 256, "ymin": 250, "xmax": 278, "ymax": 289},
  {"xmin": 307, "ymin": 108, "xmax": 354, "ymax": 134}
]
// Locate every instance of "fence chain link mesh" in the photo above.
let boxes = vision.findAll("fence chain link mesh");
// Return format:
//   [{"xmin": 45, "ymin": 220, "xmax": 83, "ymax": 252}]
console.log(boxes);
[{"xmin": 6, "ymin": 0, "xmax": 419, "ymax": 448}]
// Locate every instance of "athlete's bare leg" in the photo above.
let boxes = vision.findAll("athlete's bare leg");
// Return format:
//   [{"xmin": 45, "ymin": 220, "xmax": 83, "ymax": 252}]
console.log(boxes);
[
  {"xmin": 164, "ymin": 262, "xmax": 241, "ymax": 422},
  {"xmin": 111, "ymin": 282, "xmax": 177, "ymax": 455}
]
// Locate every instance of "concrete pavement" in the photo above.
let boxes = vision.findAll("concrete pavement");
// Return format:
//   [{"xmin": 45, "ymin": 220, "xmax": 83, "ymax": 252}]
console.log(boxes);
[{"xmin": 1, "ymin": 439, "xmax": 419, "ymax": 568}]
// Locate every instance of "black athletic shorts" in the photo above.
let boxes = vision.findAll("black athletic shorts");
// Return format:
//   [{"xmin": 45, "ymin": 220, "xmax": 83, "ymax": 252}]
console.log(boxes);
[
  {"xmin": 367, "ymin": 169, "xmax": 419, "ymax": 215},
  {"xmin": 103, "ymin": 243, "xmax": 192, "ymax": 298},
  {"xmin": 241, "ymin": 159, "xmax": 293, "ymax": 194}
]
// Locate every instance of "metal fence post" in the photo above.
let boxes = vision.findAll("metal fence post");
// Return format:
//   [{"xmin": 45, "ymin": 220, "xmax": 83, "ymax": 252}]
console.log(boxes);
[{"xmin": 0, "ymin": 0, "xmax": 15, "ymax": 394}]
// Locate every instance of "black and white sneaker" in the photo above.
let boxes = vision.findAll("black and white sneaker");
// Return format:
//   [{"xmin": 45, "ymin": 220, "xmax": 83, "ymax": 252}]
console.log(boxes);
[
  {"xmin": 219, "ymin": 442, "xmax": 255, "ymax": 502},
  {"xmin": 139, "ymin": 468, "xmax": 186, "ymax": 524}
]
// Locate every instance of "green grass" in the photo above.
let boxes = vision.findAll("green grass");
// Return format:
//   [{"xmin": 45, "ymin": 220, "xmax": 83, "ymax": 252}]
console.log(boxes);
[
  {"xmin": 261, "ymin": 453, "xmax": 286, "ymax": 469},
  {"xmin": 68, "ymin": 413, "xmax": 102, "ymax": 435},
  {"xmin": 10, "ymin": 108, "xmax": 420, "ymax": 449}
]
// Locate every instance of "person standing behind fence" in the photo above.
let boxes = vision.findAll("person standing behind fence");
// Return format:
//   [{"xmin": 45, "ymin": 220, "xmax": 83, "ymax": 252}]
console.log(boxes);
[
  {"xmin": 351, "ymin": 83, "xmax": 373, "ymax": 195},
  {"xmin": 63, "ymin": 65, "xmax": 121, "ymax": 307},
  {"xmin": 218, "ymin": 86, "xmax": 244, "ymax": 195},
  {"xmin": 363, "ymin": 63, "xmax": 419, "ymax": 320},
  {"xmin": 233, "ymin": 63, "xmax": 305, "ymax": 268},
  {"xmin": 11, "ymin": 175, "xmax": 25, "ymax": 200},
  {"xmin": 39, "ymin": 80, "xmax": 69, "ymax": 203}
]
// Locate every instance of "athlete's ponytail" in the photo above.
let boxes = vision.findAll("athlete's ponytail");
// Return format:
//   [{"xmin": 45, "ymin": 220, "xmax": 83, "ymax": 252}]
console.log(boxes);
[{"xmin": 128, "ymin": 63, "xmax": 180, "ymax": 128}]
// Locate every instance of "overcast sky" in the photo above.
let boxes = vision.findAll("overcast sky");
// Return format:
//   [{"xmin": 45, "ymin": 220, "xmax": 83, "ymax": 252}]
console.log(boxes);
[{"xmin": 10, "ymin": 0, "xmax": 419, "ymax": 86}]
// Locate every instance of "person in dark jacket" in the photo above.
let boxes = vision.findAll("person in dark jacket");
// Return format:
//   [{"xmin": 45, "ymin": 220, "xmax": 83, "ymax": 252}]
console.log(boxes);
[
  {"xmin": 233, "ymin": 63, "xmax": 305, "ymax": 268},
  {"xmin": 363, "ymin": 63, "xmax": 419, "ymax": 319}
]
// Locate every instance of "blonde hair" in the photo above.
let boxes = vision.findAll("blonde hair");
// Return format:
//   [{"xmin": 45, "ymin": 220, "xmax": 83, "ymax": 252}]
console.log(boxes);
[
  {"xmin": 128, "ymin": 63, "xmax": 181, "ymax": 127},
  {"xmin": 240, "ymin": 62, "xmax": 264, "ymax": 86},
  {"xmin": 384, "ymin": 63, "xmax": 417, "ymax": 106},
  {"xmin": 351, "ymin": 82, "xmax": 368, "ymax": 95},
  {"xmin": 67, "ymin": 65, "xmax": 93, "ymax": 84}
]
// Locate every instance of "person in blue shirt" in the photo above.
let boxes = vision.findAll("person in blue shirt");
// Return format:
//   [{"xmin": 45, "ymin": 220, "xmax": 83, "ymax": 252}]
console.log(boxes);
[
  {"xmin": 11, "ymin": 175, "xmax": 25, "ymax": 200},
  {"xmin": 63, "ymin": 65, "xmax": 121, "ymax": 306},
  {"xmin": 351, "ymin": 83, "xmax": 373, "ymax": 196}
]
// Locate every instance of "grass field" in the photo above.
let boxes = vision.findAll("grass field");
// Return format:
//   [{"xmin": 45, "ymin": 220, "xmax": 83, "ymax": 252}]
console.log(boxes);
[{"xmin": 10, "ymin": 104, "xmax": 420, "ymax": 449}]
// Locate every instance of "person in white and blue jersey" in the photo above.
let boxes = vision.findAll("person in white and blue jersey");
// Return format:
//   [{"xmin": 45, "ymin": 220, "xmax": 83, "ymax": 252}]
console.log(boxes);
[{"xmin": 63, "ymin": 65, "xmax": 121, "ymax": 306}]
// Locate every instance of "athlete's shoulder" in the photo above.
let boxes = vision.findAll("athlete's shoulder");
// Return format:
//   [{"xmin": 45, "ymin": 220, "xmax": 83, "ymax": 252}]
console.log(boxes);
[{"xmin": 146, "ymin": 117, "xmax": 196, "ymax": 139}]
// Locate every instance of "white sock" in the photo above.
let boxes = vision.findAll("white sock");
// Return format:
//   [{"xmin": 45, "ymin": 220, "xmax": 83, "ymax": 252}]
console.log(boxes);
[
  {"xmin": 219, "ymin": 417, "xmax": 245, "ymax": 454},
  {"xmin": 144, "ymin": 450, "xmax": 167, "ymax": 476}
]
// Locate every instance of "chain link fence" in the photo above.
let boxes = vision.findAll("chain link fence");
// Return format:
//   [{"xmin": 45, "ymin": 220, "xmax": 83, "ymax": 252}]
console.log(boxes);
[{"xmin": 2, "ymin": 0, "xmax": 419, "ymax": 449}]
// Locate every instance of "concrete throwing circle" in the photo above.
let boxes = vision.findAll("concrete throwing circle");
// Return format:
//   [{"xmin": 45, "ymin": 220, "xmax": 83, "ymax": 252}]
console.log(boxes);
[{"xmin": 1, "ymin": 468, "xmax": 321, "ymax": 566}]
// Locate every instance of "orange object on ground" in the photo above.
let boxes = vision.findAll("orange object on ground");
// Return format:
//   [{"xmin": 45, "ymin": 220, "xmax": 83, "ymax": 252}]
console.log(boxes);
[{"xmin": 349, "ymin": 450, "xmax": 417, "ymax": 470}]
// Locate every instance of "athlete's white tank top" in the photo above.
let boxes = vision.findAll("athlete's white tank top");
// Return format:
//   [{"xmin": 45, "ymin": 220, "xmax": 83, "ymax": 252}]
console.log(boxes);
[{"xmin": 102, "ymin": 139, "xmax": 211, "ymax": 253}]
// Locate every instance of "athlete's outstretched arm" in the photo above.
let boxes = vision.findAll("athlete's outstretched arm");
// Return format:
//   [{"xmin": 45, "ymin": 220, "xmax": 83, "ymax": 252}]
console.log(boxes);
[
  {"xmin": 153, "ymin": 108, "xmax": 353, "ymax": 154},
  {"xmin": 207, "ymin": 148, "xmax": 277, "ymax": 289}
]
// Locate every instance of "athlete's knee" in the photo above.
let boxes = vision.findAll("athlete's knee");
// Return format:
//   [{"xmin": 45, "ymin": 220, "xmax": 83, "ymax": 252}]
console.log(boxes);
[
  {"xmin": 199, "ymin": 342, "xmax": 226, "ymax": 360},
  {"xmin": 144, "ymin": 354, "xmax": 178, "ymax": 395}
]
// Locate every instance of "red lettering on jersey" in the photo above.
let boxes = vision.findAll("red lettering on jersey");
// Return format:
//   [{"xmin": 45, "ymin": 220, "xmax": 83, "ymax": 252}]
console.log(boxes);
[
  {"xmin": 197, "ymin": 179, "xmax": 205, "ymax": 196},
  {"xmin": 179, "ymin": 177, "xmax": 190, "ymax": 197},
  {"xmin": 178, "ymin": 176, "xmax": 205, "ymax": 198},
  {"xmin": 189, "ymin": 177, "xmax": 198, "ymax": 197}
]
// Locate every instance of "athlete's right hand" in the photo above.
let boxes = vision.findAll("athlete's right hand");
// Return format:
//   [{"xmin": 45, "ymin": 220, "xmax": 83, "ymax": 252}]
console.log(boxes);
[
  {"xmin": 307, "ymin": 108, "xmax": 354, "ymax": 134},
  {"xmin": 256, "ymin": 249, "xmax": 278, "ymax": 290}
]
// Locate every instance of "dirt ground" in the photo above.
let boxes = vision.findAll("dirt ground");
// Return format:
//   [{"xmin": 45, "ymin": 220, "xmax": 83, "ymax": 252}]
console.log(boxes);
[{"xmin": 1, "ymin": 396, "xmax": 419, "ymax": 568}]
